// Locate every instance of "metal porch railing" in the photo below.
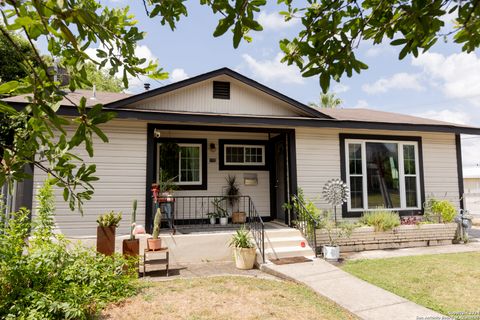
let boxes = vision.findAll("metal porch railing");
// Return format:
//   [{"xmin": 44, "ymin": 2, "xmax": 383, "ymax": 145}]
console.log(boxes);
[
  {"xmin": 152, "ymin": 194, "xmax": 265, "ymax": 263},
  {"xmin": 291, "ymin": 194, "xmax": 320, "ymax": 257}
]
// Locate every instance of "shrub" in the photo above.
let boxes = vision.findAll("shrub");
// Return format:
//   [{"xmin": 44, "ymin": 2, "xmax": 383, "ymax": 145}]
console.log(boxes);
[
  {"xmin": 0, "ymin": 181, "xmax": 137, "ymax": 319},
  {"xmin": 426, "ymin": 198, "xmax": 457, "ymax": 223},
  {"xmin": 359, "ymin": 210, "xmax": 401, "ymax": 232}
]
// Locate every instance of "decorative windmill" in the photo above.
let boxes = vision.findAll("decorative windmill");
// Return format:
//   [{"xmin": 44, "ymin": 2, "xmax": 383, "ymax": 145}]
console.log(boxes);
[{"xmin": 322, "ymin": 179, "xmax": 349, "ymax": 223}]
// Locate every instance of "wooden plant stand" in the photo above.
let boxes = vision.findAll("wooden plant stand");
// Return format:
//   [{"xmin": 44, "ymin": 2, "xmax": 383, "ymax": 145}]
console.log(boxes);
[{"xmin": 143, "ymin": 247, "xmax": 169, "ymax": 277}]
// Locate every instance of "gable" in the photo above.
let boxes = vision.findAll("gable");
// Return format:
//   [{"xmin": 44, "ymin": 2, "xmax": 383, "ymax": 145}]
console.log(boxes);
[{"xmin": 127, "ymin": 75, "xmax": 312, "ymax": 117}]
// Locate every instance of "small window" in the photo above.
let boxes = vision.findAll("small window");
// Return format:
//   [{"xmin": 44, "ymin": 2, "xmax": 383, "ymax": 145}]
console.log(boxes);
[
  {"xmin": 224, "ymin": 145, "xmax": 265, "ymax": 166},
  {"xmin": 219, "ymin": 139, "xmax": 268, "ymax": 170},
  {"xmin": 213, "ymin": 81, "xmax": 230, "ymax": 99}
]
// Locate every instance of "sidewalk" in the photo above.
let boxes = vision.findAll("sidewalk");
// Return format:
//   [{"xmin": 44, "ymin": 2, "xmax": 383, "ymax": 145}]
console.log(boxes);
[{"xmin": 261, "ymin": 259, "xmax": 446, "ymax": 320}]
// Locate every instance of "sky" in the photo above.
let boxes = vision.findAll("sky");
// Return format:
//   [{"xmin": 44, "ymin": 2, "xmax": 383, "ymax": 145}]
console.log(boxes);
[{"xmin": 97, "ymin": 0, "xmax": 480, "ymax": 171}]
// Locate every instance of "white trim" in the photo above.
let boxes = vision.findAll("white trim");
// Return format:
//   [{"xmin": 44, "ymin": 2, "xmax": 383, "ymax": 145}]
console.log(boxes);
[
  {"xmin": 156, "ymin": 143, "xmax": 203, "ymax": 185},
  {"xmin": 224, "ymin": 144, "xmax": 265, "ymax": 166},
  {"xmin": 345, "ymin": 138, "xmax": 421, "ymax": 212}
]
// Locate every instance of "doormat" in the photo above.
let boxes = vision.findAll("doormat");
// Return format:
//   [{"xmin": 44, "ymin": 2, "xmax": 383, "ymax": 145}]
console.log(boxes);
[{"xmin": 270, "ymin": 256, "xmax": 312, "ymax": 265}]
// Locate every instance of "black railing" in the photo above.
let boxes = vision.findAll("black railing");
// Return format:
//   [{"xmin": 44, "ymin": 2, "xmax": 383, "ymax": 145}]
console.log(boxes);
[
  {"xmin": 292, "ymin": 194, "xmax": 320, "ymax": 257},
  {"xmin": 246, "ymin": 196, "xmax": 265, "ymax": 263},
  {"xmin": 152, "ymin": 194, "xmax": 265, "ymax": 262}
]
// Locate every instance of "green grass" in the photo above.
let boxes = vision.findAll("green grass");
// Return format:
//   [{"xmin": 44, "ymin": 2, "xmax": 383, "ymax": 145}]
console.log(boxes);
[
  {"xmin": 102, "ymin": 276, "xmax": 357, "ymax": 320},
  {"xmin": 342, "ymin": 252, "xmax": 480, "ymax": 317}
]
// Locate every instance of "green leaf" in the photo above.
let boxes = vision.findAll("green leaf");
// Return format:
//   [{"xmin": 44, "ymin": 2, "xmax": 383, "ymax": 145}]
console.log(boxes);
[
  {"xmin": 0, "ymin": 81, "xmax": 20, "ymax": 95},
  {"xmin": 320, "ymin": 72, "xmax": 330, "ymax": 93},
  {"xmin": 213, "ymin": 17, "xmax": 234, "ymax": 37},
  {"xmin": 233, "ymin": 22, "xmax": 242, "ymax": 48}
]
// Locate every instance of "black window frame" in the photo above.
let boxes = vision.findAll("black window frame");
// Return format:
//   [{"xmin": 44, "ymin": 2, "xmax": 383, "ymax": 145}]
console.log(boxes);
[
  {"xmin": 339, "ymin": 133, "xmax": 425, "ymax": 218},
  {"xmin": 154, "ymin": 137, "xmax": 208, "ymax": 190},
  {"xmin": 219, "ymin": 139, "xmax": 269, "ymax": 171}
]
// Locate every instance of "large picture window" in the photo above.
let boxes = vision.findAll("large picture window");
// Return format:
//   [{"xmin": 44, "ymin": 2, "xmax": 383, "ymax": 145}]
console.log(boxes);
[
  {"xmin": 157, "ymin": 142, "xmax": 203, "ymax": 186},
  {"xmin": 345, "ymin": 138, "xmax": 421, "ymax": 212}
]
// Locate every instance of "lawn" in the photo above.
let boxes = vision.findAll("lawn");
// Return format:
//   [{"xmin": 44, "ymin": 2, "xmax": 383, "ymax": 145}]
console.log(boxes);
[
  {"xmin": 342, "ymin": 252, "xmax": 480, "ymax": 317},
  {"xmin": 101, "ymin": 276, "xmax": 357, "ymax": 320}
]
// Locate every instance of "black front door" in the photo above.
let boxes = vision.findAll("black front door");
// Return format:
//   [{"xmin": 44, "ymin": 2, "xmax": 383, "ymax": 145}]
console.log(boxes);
[{"xmin": 271, "ymin": 135, "xmax": 287, "ymax": 224}]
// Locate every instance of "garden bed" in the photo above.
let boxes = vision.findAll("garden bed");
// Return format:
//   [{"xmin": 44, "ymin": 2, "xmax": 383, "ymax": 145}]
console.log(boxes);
[{"xmin": 316, "ymin": 223, "xmax": 458, "ymax": 252}]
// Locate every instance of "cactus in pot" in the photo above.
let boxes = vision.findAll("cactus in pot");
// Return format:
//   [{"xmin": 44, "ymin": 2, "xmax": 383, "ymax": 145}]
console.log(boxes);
[
  {"xmin": 148, "ymin": 208, "xmax": 162, "ymax": 251},
  {"xmin": 123, "ymin": 200, "xmax": 140, "ymax": 257}
]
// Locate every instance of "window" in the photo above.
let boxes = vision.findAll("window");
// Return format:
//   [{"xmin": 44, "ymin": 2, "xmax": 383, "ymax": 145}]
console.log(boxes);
[
  {"xmin": 224, "ymin": 145, "xmax": 265, "ymax": 166},
  {"xmin": 157, "ymin": 142, "xmax": 202, "ymax": 185},
  {"xmin": 219, "ymin": 140, "xmax": 268, "ymax": 170},
  {"xmin": 345, "ymin": 139, "xmax": 421, "ymax": 212}
]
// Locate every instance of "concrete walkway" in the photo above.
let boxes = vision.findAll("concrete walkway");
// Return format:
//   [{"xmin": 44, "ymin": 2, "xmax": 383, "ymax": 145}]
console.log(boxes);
[
  {"xmin": 261, "ymin": 259, "xmax": 445, "ymax": 320},
  {"xmin": 346, "ymin": 242, "xmax": 480, "ymax": 260}
]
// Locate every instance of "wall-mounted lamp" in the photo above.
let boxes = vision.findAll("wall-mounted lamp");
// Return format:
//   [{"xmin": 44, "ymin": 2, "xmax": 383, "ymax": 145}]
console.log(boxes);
[
  {"xmin": 153, "ymin": 128, "xmax": 161, "ymax": 138},
  {"xmin": 209, "ymin": 143, "xmax": 216, "ymax": 152}
]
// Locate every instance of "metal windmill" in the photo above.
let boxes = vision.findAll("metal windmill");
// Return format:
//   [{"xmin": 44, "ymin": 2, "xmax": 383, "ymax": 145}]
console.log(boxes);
[{"xmin": 322, "ymin": 179, "xmax": 349, "ymax": 223}]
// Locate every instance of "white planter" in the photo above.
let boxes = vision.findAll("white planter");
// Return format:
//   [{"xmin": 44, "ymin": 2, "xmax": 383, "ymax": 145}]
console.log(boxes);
[
  {"xmin": 220, "ymin": 217, "xmax": 228, "ymax": 226},
  {"xmin": 323, "ymin": 245, "xmax": 340, "ymax": 261},
  {"xmin": 233, "ymin": 247, "xmax": 256, "ymax": 270},
  {"xmin": 209, "ymin": 217, "xmax": 216, "ymax": 225}
]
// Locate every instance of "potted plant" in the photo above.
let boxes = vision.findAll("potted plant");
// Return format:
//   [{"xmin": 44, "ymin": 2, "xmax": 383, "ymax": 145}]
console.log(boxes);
[
  {"xmin": 156, "ymin": 169, "xmax": 178, "ymax": 231},
  {"xmin": 318, "ymin": 211, "xmax": 355, "ymax": 261},
  {"xmin": 147, "ymin": 208, "xmax": 162, "ymax": 251},
  {"xmin": 122, "ymin": 200, "xmax": 140, "ymax": 257},
  {"xmin": 226, "ymin": 175, "xmax": 245, "ymax": 224},
  {"xmin": 212, "ymin": 198, "xmax": 229, "ymax": 226},
  {"xmin": 96, "ymin": 211, "xmax": 122, "ymax": 256},
  {"xmin": 229, "ymin": 225, "xmax": 256, "ymax": 270},
  {"xmin": 207, "ymin": 211, "xmax": 217, "ymax": 225}
]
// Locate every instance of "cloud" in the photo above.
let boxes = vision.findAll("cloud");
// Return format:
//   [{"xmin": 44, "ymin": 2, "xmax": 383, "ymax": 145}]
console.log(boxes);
[
  {"xmin": 362, "ymin": 72, "xmax": 425, "ymax": 94},
  {"xmin": 414, "ymin": 109, "xmax": 470, "ymax": 125},
  {"xmin": 332, "ymin": 83, "xmax": 349, "ymax": 94},
  {"xmin": 170, "ymin": 68, "xmax": 189, "ymax": 82},
  {"xmin": 412, "ymin": 52, "xmax": 480, "ymax": 105},
  {"xmin": 258, "ymin": 11, "xmax": 298, "ymax": 30},
  {"xmin": 242, "ymin": 53, "xmax": 304, "ymax": 84},
  {"xmin": 352, "ymin": 99, "xmax": 369, "ymax": 109}
]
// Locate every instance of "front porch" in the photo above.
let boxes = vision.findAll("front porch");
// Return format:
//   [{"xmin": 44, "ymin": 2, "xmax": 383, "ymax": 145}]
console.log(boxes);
[{"xmin": 145, "ymin": 124, "xmax": 299, "ymax": 233}]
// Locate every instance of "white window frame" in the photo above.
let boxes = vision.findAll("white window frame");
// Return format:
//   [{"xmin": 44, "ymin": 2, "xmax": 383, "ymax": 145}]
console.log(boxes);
[
  {"xmin": 156, "ymin": 143, "xmax": 203, "ymax": 186},
  {"xmin": 345, "ymin": 139, "xmax": 421, "ymax": 212},
  {"xmin": 224, "ymin": 144, "xmax": 265, "ymax": 166}
]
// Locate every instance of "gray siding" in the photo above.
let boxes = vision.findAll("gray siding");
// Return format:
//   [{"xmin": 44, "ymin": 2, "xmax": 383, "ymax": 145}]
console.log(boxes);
[
  {"xmin": 32, "ymin": 120, "xmax": 147, "ymax": 237},
  {"xmin": 129, "ymin": 75, "xmax": 303, "ymax": 117}
]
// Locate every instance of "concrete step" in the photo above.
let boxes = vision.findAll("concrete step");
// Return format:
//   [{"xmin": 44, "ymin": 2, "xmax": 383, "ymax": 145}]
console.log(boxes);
[
  {"xmin": 264, "ymin": 236, "xmax": 308, "ymax": 249},
  {"xmin": 265, "ymin": 228, "xmax": 304, "ymax": 238},
  {"xmin": 265, "ymin": 245, "xmax": 315, "ymax": 260}
]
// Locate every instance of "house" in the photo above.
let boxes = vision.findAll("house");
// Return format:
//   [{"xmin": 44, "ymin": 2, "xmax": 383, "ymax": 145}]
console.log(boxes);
[
  {"xmin": 464, "ymin": 167, "xmax": 480, "ymax": 216},
  {"xmin": 6, "ymin": 68, "xmax": 480, "ymax": 243}
]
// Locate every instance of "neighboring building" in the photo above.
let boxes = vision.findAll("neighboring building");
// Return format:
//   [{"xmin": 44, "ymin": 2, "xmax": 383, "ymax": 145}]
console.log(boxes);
[
  {"xmin": 6, "ymin": 68, "xmax": 480, "ymax": 237},
  {"xmin": 464, "ymin": 167, "xmax": 480, "ymax": 216}
]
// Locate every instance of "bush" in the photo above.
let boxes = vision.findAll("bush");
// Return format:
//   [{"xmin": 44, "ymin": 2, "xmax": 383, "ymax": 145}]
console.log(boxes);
[
  {"xmin": 426, "ymin": 198, "xmax": 457, "ymax": 223},
  {"xmin": 359, "ymin": 210, "xmax": 401, "ymax": 232},
  {"xmin": 0, "ymin": 181, "xmax": 137, "ymax": 319}
]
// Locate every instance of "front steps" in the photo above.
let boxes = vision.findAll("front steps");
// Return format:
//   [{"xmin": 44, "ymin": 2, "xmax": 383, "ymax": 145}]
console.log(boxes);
[{"xmin": 260, "ymin": 224, "xmax": 315, "ymax": 262}]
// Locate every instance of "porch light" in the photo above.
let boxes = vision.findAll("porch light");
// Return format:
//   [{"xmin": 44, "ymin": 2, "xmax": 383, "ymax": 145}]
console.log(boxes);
[
  {"xmin": 153, "ymin": 128, "xmax": 161, "ymax": 138},
  {"xmin": 209, "ymin": 143, "xmax": 216, "ymax": 152}
]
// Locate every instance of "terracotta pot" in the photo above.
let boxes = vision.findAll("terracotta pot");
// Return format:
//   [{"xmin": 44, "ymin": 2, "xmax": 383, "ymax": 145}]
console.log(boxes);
[
  {"xmin": 232, "ymin": 212, "xmax": 246, "ymax": 224},
  {"xmin": 97, "ymin": 226, "xmax": 116, "ymax": 256},
  {"xmin": 147, "ymin": 238, "xmax": 162, "ymax": 251},
  {"xmin": 122, "ymin": 239, "xmax": 140, "ymax": 257},
  {"xmin": 233, "ymin": 247, "xmax": 257, "ymax": 270}
]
